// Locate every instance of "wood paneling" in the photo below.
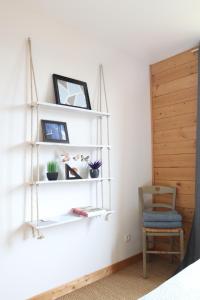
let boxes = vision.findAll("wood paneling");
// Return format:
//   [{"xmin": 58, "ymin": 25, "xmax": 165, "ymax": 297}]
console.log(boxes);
[
  {"xmin": 154, "ymin": 167, "xmax": 195, "ymax": 181},
  {"xmin": 152, "ymin": 60, "xmax": 197, "ymax": 86},
  {"xmin": 154, "ymin": 127, "xmax": 196, "ymax": 144},
  {"xmin": 154, "ymin": 194, "xmax": 195, "ymax": 209},
  {"xmin": 153, "ymin": 100, "xmax": 196, "ymax": 120},
  {"xmin": 153, "ymin": 87, "xmax": 197, "ymax": 107},
  {"xmin": 155, "ymin": 180, "xmax": 195, "ymax": 195},
  {"xmin": 151, "ymin": 49, "xmax": 197, "ymax": 75},
  {"xmin": 154, "ymin": 154, "xmax": 195, "ymax": 168},
  {"xmin": 153, "ymin": 74, "xmax": 197, "ymax": 97},
  {"xmin": 154, "ymin": 113, "xmax": 196, "ymax": 132},
  {"xmin": 176, "ymin": 207, "xmax": 194, "ymax": 223},
  {"xmin": 151, "ymin": 48, "xmax": 198, "ymax": 249},
  {"xmin": 29, "ymin": 253, "xmax": 142, "ymax": 300},
  {"xmin": 154, "ymin": 141, "xmax": 195, "ymax": 155}
]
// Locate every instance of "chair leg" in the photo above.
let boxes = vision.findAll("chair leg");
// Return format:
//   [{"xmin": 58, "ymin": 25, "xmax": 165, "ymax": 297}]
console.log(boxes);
[
  {"xmin": 170, "ymin": 237, "xmax": 174, "ymax": 264},
  {"xmin": 180, "ymin": 229, "xmax": 184, "ymax": 261},
  {"xmin": 147, "ymin": 236, "xmax": 153, "ymax": 262},
  {"xmin": 146, "ymin": 236, "xmax": 150, "ymax": 262},
  {"xmin": 143, "ymin": 229, "xmax": 147, "ymax": 278}
]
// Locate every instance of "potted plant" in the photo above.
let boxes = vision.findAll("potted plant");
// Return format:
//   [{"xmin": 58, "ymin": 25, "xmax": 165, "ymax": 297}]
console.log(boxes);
[
  {"xmin": 88, "ymin": 160, "xmax": 102, "ymax": 178},
  {"xmin": 47, "ymin": 161, "xmax": 59, "ymax": 181}
]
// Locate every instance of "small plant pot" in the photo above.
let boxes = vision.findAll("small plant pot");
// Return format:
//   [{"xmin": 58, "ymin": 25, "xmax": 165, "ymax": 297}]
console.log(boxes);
[
  {"xmin": 47, "ymin": 172, "xmax": 58, "ymax": 181},
  {"xmin": 90, "ymin": 169, "xmax": 99, "ymax": 178}
]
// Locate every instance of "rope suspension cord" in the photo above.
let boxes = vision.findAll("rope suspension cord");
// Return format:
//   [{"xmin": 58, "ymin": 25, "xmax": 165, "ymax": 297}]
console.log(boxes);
[
  {"xmin": 99, "ymin": 65, "xmax": 104, "ymax": 208},
  {"xmin": 27, "ymin": 38, "xmax": 39, "ymax": 103},
  {"xmin": 27, "ymin": 38, "xmax": 43, "ymax": 239},
  {"xmin": 100, "ymin": 65, "xmax": 112, "ymax": 211},
  {"xmin": 95, "ymin": 69, "xmax": 100, "ymax": 208},
  {"xmin": 29, "ymin": 38, "xmax": 34, "ymax": 226},
  {"xmin": 28, "ymin": 38, "xmax": 35, "ymax": 233}
]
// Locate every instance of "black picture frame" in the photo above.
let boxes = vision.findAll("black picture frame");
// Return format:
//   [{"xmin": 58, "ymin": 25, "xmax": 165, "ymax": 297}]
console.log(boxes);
[
  {"xmin": 41, "ymin": 120, "xmax": 69, "ymax": 143},
  {"xmin": 65, "ymin": 164, "xmax": 82, "ymax": 180},
  {"xmin": 53, "ymin": 74, "xmax": 91, "ymax": 110}
]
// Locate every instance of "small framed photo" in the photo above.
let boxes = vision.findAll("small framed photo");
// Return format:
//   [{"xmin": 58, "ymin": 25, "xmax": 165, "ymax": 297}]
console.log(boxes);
[
  {"xmin": 41, "ymin": 120, "xmax": 69, "ymax": 143},
  {"xmin": 53, "ymin": 74, "xmax": 91, "ymax": 110}
]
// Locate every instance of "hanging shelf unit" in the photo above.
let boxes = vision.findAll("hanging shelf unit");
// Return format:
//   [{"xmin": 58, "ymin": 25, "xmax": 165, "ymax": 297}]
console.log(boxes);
[
  {"xmin": 30, "ymin": 177, "xmax": 112, "ymax": 185},
  {"xmin": 30, "ymin": 141, "xmax": 111, "ymax": 149},
  {"xmin": 31, "ymin": 101, "xmax": 111, "ymax": 117},
  {"xmin": 26, "ymin": 38, "xmax": 113, "ymax": 239},
  {"xmin": 28, "ymin": 209, "xmax": 114, "ymax": 230}
]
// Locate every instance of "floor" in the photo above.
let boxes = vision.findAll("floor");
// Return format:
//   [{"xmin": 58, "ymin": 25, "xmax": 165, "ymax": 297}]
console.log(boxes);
[{"xmin": 58, "ymin": 257, "xmax": 177, "ymax": 300}]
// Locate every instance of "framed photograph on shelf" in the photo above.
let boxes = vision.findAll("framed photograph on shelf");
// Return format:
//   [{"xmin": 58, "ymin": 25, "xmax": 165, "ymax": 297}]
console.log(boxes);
[
  {"xmin": 41, "ymin": 120, "xmax": 69, "ymax": 143},
  {"xmin": 53, "ymin": 74, "xmax": 91, "ymax": 110}
]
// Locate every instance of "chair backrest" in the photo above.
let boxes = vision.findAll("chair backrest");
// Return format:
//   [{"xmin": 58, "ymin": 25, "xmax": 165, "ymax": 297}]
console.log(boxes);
[{"xmin": 138, "ymin": 185, "xmax": 176, "ymax": 212}]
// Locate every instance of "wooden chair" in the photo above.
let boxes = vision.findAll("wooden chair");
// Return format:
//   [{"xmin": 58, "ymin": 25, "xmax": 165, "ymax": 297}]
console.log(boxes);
[{"xmin": 138, "ymin": 185, "xmax": 184, "ymax": 278}]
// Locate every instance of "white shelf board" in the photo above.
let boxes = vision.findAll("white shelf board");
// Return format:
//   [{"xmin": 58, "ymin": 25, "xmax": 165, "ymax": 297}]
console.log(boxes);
[
  {"xmin": 31, "ymin": 102, "xmax": 110, "ymax": 117},
  {"xmin": 30, "ymin": 177, "xmax": 112, "ymax": 185},
  {"xmin": 31, "ymin": 141, "xmax": 111, "ymax": 149},
  {"xmin": 27, "ymin": 210, "xmax": 114, "ymax": 229}
]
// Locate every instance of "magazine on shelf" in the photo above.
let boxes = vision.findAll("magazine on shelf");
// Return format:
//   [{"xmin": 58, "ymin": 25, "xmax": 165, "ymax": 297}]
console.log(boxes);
[{"xmin": 72, "ymin": 206, "xmax": 107, "ymax": 217}]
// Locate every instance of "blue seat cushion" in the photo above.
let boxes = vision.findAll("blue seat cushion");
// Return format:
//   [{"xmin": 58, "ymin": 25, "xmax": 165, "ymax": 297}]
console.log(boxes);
[
  {"xmin": 143, "ymin": 221, "xmax": 182, "ymax": 228},
  {"xmin": 143, "ymin": 210, "xmax": 182, "ymax": 222}
]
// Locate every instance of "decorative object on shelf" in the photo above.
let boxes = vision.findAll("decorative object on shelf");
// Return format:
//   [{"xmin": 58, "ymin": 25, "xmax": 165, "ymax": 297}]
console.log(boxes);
[
  {"xmin": 41, "ymin": 120, "xmax": 69, "ymax": 143},
  {"xmin": 47, "ymin": 161, "xmax": 59, "ymax": 181},
  {"xmin": 53, "ymin": 74, "xmax": 91, "ymax": 110},
  {"xmin": 80, "ymin": 154, "xmax": 90, "ymax": 162},
  {"xmin": 72, "ymin": 154, "xmax": 80, "ymax": 161},
  {"xmin": 59, "ymin": 153, "xmax": 71, "ymax": 179},
  {"xmin": 72, "ymin": 206, "xmax": 107, "ymax": 217},
  {"xmin": 60, "ymin": 153, "xmax": 90, "ymax": 179},
  {"xmin": 72, "ymin": 154, "xmax": 89, "ymax": 162},
  {"xmin": 28, "ymin": 209, "xmax": 113, "ymax": 230},
  {"xmin": 88, "ymin": 160, "xmax": 102, "ymax": 178},
  {"xmin": 66, "ymin": 164, "xmax": 82, "ymax": 180},
  {"xmin": 60, "ymin": 153, "xmax": 70, "ymax": 163}
]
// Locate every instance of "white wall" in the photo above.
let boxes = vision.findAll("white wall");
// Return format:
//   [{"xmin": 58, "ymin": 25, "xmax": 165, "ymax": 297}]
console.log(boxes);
[{"xmin": 0, "ymin": 1, "xmax": 152, "ymax": 299}]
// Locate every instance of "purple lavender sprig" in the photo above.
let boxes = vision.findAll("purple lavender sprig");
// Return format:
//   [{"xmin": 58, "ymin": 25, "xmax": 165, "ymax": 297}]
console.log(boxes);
[{"xmin": 88, "ymin": 160, "xmax": 102, "ymax": 170}]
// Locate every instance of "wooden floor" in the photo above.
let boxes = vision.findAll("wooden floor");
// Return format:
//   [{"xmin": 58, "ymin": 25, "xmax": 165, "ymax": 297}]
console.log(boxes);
[{"xmin": 58, "ymin": 257, "xmax": 177, "ymax": 300}]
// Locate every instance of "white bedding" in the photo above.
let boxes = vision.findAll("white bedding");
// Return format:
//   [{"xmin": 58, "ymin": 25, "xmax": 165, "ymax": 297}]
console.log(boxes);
[{"xmin": 139, "ymin": 259, "xmax": 200, "ymax": 300}]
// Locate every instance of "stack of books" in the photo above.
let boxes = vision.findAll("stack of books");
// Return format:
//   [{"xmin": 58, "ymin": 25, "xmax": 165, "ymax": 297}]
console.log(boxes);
[{"xmin": 72, "ymin": 206, "xmax": 107, "ymax": 217}]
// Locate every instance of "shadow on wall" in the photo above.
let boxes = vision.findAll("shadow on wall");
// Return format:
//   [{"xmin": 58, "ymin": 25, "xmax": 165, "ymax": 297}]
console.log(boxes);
[
  {"xmin": 0, "ymin": 40, "xmax": 31, "ymax": 248},
  {"xmin": 111, "ymin": 145, "xmax": 151, "ymax": 263}
]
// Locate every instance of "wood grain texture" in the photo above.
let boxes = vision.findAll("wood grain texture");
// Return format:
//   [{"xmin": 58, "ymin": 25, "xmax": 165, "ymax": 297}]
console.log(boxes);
[
  {"xmin": 151, "ymin": 48, "xmax": 198, "ymax": 250},
  {"xmin": 176, "ymin": 207, "xmax": 194, "ymax": 222},
  {"xmin": 154, "ymin": 167, "xmax": 195, "ymax": 181},
  {"xmin": 154, "ymin": 154, "xmax": 195, "ymax": 168},
  {"xmin": 153, "ymin": 74, "xmax": 197, "ymax": 97},
  {"xmin": 153, "ymin": 87, "xmax": 197, "ymax": 108},
  {"xmin": 154, "ymin": 194, "xmax": 195, "ymax": 209},
  {"xmin": 152, "ymin": 60, "xmax": 197, "ymax": 86},
  {"xmin": 28, "ymin": 253, "xmax": 142, "ymax": 300},
  {"xmin": 153, "ymin": 127, "xmax": 196, "ymax": 144},
  {"xmin": 153, "ymin": 113, "xmax": 196, "ymax": 132},
  {"xmin": 151, "ymin": 49, "xmax": 197, "ymax": 75},
  {"xmin": 154, "ymin": 141, "xmax": 195, "ymax": 155},
  {"xmin": 153, "ymin": 100, "xmax": 196, "ymax": 120},
  {"xmin": 154, "ymin": 180, "xmax": 195, "ymax": 195}
]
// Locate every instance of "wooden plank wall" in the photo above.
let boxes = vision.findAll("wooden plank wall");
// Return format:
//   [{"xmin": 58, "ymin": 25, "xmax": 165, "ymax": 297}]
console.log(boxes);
[{"xmin": 151, "ymin": 49, "xmax": 198, "ymax": 246}]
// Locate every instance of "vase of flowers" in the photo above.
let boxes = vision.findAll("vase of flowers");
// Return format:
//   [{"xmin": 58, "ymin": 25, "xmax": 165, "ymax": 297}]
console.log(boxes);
[
  {"xmin": 88, "ymin": 160, "xmax": 102, "ymax": 178},
  {"xmin": 47, "ymin": 161, "xmax": 59, "ymax": 181}
]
